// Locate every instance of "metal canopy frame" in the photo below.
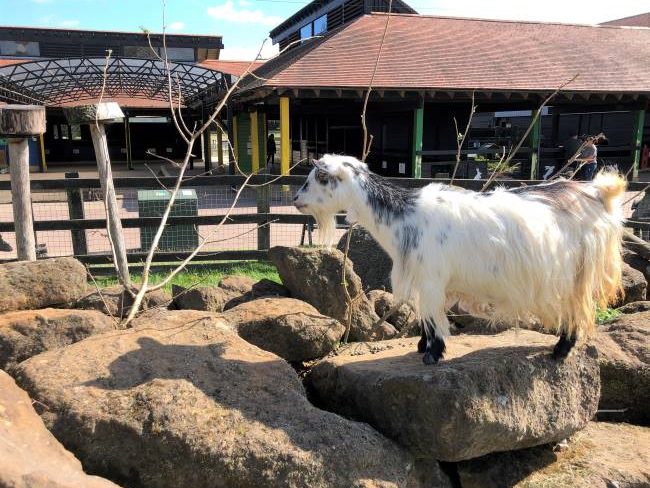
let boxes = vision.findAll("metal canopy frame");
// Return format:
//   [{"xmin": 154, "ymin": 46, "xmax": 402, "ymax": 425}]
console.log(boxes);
[{"xmin": 0, "ymin": 57, "xmax": 229, "ymax": 107}]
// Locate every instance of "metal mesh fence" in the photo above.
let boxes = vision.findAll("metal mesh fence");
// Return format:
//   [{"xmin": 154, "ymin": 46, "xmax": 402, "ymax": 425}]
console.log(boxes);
[{"xmin": 0, "ymin": 179, "xmax": 329, "ymax": 261}]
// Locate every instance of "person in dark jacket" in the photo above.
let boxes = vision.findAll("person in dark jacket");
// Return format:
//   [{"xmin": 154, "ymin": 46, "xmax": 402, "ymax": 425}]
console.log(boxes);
[{"xmin": 266, "ymin": 134, "xmax": 276, "ymax": 166}]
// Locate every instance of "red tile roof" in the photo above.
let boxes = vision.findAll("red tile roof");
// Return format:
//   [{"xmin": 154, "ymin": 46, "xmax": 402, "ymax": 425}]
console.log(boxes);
[
  {"xmin": 0, "ymin": 59, "xmax": 26, "ymax": 68},
  {"xmin": 601, "ymin": 12, "xmax": 650, "ymax": 27},
  {"xmin": 199, "ymin": 59, "xmax": 265, "ymax": 77},
  {"xmin": 244, "ymin": 13, "xmax": 650, "ymax": 94}
]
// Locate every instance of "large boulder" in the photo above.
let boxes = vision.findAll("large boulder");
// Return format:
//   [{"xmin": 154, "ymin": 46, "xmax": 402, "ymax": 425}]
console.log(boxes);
[
  {"xmin": 620, "ymin": 262, "xmax": 647, "ymax": 305},
  {"xmin": 223, "ymin": 298, "xmax": 345, "ymax": 362},
  {"xmin": 13, "ymin": 310, "xmax": 446, "ymax": 488},
  {"xmin": 622, "ymin": 248, "xmax": 650, "ymax": 284},
  {"xmin": 0, "ymin": 308, "xmax": 114, "ymax": 370},
  {"xmin": 593, "ymin": 311, "xmax": 649, "ymax": 425},
  {"xmin": 172, "ymin": 284, "xmax": 229, "ymax": 312},
  {"xmin": 269, "ymin": 246, "xmax": 394, "ymax": 341},
  {"xmin": 367, "ymin": 290, "xmax": 416, "ymax": 332},
  {"xmin": 617, "ymin": 301, "xmax": 650, "ymax": 314},
  {"xmin": 0, "ymin": 370, "xmax": 119, "ymax": 488},
  {"xmin": 74, "ymin": 285, "xmax": 172, "ymax": 318},
  {"xmin": 457, "ymin": 422, "xmax": 650, "ymax": 488},
  {"xmin": 172, "ymin": 277, "xmax": 289, "ymax": 313},
  {"xmin": 306, "ymin": 331, "xmax": 600, "ymax": 462},
  {"xmin": 0, "ymin": 257, "xmax": 89, "ymax": 313},
  {"xmin": 337, "ymin": 228, "xmax": 392, "ymax": 292}
]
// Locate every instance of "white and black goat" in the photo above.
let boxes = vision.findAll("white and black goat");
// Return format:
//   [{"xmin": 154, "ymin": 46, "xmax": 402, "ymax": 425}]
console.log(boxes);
[{"xmin": 293, "ymin": 154, "xmax": 625, "ymax": 365}]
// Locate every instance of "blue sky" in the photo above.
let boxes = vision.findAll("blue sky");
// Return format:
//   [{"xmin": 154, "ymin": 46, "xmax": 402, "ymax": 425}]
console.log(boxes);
[{"xmin": 0, "ymin": 0, "xmax": 648, "ymax": 60}]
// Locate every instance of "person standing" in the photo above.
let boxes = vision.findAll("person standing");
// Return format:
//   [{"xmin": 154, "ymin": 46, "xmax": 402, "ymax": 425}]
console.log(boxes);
[
  {"xmin": 266, "ymin": 133, "xmax": 276, "ymax": 167},
  {"xmin": 577, "ymin": 135, "xmax": 598, "ymax": 181}
]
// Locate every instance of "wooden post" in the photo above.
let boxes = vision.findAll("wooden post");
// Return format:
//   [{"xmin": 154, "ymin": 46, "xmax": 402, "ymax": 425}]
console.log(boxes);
[
  {"xmin": 631, "ymin": 109, "xmax": 645, "ymax": 182},
  {"xmin": 65, "ymin": 172, "xmax": 87, "ymax": 256},
  {"xmin": 124, "ymin": 114, "xmax": 133, "ymax": 170},
  {"xmin": 280, "ymin": 97, "xmax": 290, "ymax": 175},
  {"xmin": 251, "ymin": 110, "xmax": 260, "ymax": 174},
  {"xmin": 202, "ymin": 127, "xmax": 212, "ymax": 173},
  {"xmin": 216, "ymin": 127, "xmax": 224, "ymax": 168},
  {"xmin": 64, "ymin": 103, "xmax": 130, "ymax": 284},
  {"xmin": 411, "ymin": 99, "xmax": 424, "ymax": 178},
  {"xmin": 38, "ymin": 133, "xmax": 47, "ymax": 173},
  {"xmin": 529, "ymin": 109, "xmax": 542, "ymax": 180},
  {"xmin": 0, "ymin": 105, "xmax": 45, "ymax": 261}
]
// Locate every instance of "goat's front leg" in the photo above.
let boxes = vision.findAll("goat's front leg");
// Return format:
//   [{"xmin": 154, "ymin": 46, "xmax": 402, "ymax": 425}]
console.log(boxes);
[{"xmin": 420, "ymin": 300, "xmax": 452, "ymax": 365}]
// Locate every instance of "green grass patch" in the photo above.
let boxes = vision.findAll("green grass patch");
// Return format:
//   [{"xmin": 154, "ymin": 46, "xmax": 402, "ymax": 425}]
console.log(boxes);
[
  {"xmin": 93, "ymin": 261, "xmax": 280, "ymax": 292},
  {"xmin": 596, "ymin": 307, "xmax": 622, "ymax": 325}
]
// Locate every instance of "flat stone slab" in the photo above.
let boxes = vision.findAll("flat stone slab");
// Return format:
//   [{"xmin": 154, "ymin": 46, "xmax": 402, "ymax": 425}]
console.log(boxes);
[
  {"xmin": 0, "ymin": 370, "xmax": 119, "ymax": 488},
  {"xmin": 13, "ymin": 310, "xmax": 440, "ymax": 488},
  {"xmin": 307, "ymin": 330, "xmax": 600, "ymax": 461}
]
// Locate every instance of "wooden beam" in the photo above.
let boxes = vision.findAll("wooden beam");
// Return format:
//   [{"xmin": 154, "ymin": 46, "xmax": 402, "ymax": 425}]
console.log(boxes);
[
  {"xmin": 529, "ymin": 108, "xmax": 542, "ymax": 180},
  {"xmin": 411, "ymin": 99, "xmax": 424, "ymax": 178},
  {"xmin": 280, "ymin": 96, "xmax": 291, "ymax": 176},
  {"xmin": 631, "ymin": 109, "xmax": 645, "ymax": 181},
  {"xmin": 216, "ymin": 127, "xmax": 224, "ymax": 168},
  {"xmin": 232, "ymin": 115, "xmax": 239, "ymax": 165}
]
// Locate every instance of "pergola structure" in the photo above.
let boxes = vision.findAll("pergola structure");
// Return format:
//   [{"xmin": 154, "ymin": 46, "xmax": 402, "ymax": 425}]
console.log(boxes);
[
  {"xmin": 0, "ymin": 57, "xmax": 229, "ymax": 107},
  {"xmin": 0, "ymin": 57, "xmax": 232, "ymax": 171}
]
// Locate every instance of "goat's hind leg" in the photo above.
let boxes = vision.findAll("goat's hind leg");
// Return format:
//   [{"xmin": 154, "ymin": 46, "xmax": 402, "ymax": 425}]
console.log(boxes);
[
  {"xmin": 552, "ymin": 333, "xmax": 576, "ymax": 360},
  {"xmin": 421, "ymin": 317, "xmax": 446, "ymax": 365}
]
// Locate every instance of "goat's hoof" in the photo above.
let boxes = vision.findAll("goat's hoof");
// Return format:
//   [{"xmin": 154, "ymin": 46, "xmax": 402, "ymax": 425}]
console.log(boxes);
[
  {"xmin": 552, "ymin": 334, "xmax": 576, "ymax": 360},
  {"xmin": 422, "ymin": 351, "xmax": 440, "ymax": 365}
]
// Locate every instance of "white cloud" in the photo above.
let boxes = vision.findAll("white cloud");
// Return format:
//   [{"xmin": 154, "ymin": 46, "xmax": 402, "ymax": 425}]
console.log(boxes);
[
  {"xmin": 168, "ymin": 21, "xmax": 186, "ymax": 32},
  {"xmin": 59, "ymin": 19, "xmax": 80, "ymax": 28},
  {"xmin": 207, "ymin": 1, "xmax": 283, "ymax": 27},
  {"xmin": 30, "ymin": 0, "xmax": 53, "ymax": 4},
  {"xmin": 220, "ymin": 42, "xmax": 279, "ymax": 61},
  {"xmin": 239, "ymin": 0, "xmax": 251, "ymax": 6}
]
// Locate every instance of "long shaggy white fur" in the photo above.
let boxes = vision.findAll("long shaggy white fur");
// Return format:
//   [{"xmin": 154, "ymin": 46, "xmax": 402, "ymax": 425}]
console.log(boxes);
[{"xmin": 294, "ymin": 154, "xmax": 625, "ymax": 363}]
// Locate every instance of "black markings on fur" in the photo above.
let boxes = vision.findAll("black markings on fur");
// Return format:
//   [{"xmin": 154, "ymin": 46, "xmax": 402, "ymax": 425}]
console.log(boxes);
[
  {"xmin": 552, "ymin": 333, "xmax": 576, "ymax": 360},
  {"xmin": 437, "ymin": 232, "xmax": 448, "ymax": 246},
  {"xmin": 423, "ymin": 336, "xmax": 446, "ymax": 365},
  {"xmin": 360, "ymin": 172, "xmax": 418, "ymax": 225},
  {"xmin": 400, "ymin": 224, "xmax": 421, "ymax": 256},
  {"xmin": 417, "ymin": 325, "xmax": 427, "ymax": 353},
  {"xmin": 342, "ymin": 161, "xmax": 366, "ymax": 176}
]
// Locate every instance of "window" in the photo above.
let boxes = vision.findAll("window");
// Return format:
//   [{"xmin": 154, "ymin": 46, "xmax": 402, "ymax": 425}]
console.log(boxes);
[
  {"xmin": 300, "ymin": 23, "xmax": 313, "ymax": 41},
  {"xmin": 313, "ymin": 14, "xmax": 327, "ymax": 35},
  {"xmin": 52, "ymin": 125, "xmax": 59, "ymax": 140},
  {"xmin": 0, "ymin": 40, "xmax": 40, "ymax": 56},
  {"xmin": 164, "ymin": 47, "xmax": 195, "ymax": 62},
  {"xmin": 70, "ymin": 124, "xmax": 82, "ymax": 141},
  {"xmin": 124, "ymin": 45, "xmax": 156, "ymax": 58},
  {"xmin": 60, "ymin": 125, "xmax": 70, "ymax": 140},
  {"xmin": 123, "ymin": 45, "xmax": 195, "ymax": 61}
]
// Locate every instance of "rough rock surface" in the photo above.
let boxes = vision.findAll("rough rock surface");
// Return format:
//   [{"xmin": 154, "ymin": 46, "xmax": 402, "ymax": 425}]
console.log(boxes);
[
  {"xmin": 0, "ymin": 370, "xmax": 120, "ymax": 488},
  {"xmin": 172, "ymin": 284, "xmax": 229, "ymax": 312},
  {"xmin": 269, "ymin": 246, "xmax": 394, "ymax": 341},
  {"xmin": 223, "ymin": 298, "xmax": 345, "ymax": 362},
  {"xmin": 457, "ymin": 422, "xmax": 650, "ymax": 488},
  {"xmin": 13, "ymin": 310, "xmax": 446, "ymax": 488},
  {"xmin": 593, "ymin": 311, "xmax": 649, "ymax": 425},
  {"xmin": 306, "ymin": 331, "xmax": 600, "ymax": 462},
  {"xmin": 617, "ymin": 300, "xmax": 650, "ymax": 314},
  {"xmin": 337, "ymin": 228, "xmax": 393, "ymax": 292},
  {"xmin": 74, "ymin": 285, "xmax": 172, "ymax": 318},
  {"xmin": 367, "ymin": 290, "xmax": 415, "ymax": 332},
  {"xmin": 620, "ymin": 262, "xmax": 647, "ymax": 305},
  {"xmin": 0, "ymin": 308, "xmax": 114, "ymax": 370},
  {"xmin": 173, "ymin": 278, "xmax": 289, "ymax": 313},
  {"xmin": 623, "ymin": 249, "xmax": 650, "ymax": 285},
  {"xmin": 0, "ymin": 257, "xmax": 89, "ymax": 313}
]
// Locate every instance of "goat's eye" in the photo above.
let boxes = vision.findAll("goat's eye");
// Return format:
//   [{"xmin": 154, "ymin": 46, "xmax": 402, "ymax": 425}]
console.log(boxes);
[{"xmin": 316, "ymin": 169, "xmax": 329, "ymax": 184}]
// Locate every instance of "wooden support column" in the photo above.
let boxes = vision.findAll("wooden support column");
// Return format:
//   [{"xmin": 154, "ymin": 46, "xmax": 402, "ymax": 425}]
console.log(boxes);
[
  {"xmin": 124, "ymin": 113, "xmax": 133, "ymax": 170},
  {"xmin": 251, "ymin": 110, "xmax": 260, "ymax": 173},
  {"xmin": 65, "ymin": 171, "xmax": 87, "ymax": 256},
  {"xmin": 202, "ymin": 127, "xmax": 212, "ymax": 173},
  {"xmin": 529, "ymin": 109, "xmax": 542, "ymax": 180},
  {"xmin": 631, "ymin": 109, "xmax": 646, "ymax": 181},
  {"xmin": 38, "ymin": 133, "xmax": 47, "ymax": 173},
  {"xmin": 411, "ymin": 99, "xmax": 424, "ymax": 178},
  {"xmin": 65, "ymin": 103, "xmax": 130, "ymax": 284},
  {"xmin": 280, "ymin": 96, "xmax": 290, "ymax": 175},
  {"xmin": 217, "ymin": 126, "xmax": 224, "ymax": 168},
  {"xmin": 232, "ymin": 115, "xmax": 239, "ymax": 168},
  {"xmin": 0, "ymin": 105, "xmax": 45, "ymax": 261}
]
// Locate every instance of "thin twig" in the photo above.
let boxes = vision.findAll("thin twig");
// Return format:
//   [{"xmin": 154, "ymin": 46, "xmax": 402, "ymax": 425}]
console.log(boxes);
[
  {"xmin": 450, "ymin": 91, "xmax": 476, "ymax": 184},
  {"xmin": 360, "ymin": 0, "xmax": 392, "ymax": 162}
]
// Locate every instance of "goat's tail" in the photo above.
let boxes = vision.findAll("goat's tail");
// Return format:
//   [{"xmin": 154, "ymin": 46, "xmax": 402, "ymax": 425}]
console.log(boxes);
[{"xmin": 592, "ymin": 171, "xmax": 627, "ymax": 214}]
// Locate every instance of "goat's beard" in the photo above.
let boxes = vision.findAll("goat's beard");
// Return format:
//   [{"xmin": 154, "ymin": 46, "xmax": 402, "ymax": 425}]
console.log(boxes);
[{"xmin": 313, "ymin": 210, "xmax": 337, "ymax": 248}]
